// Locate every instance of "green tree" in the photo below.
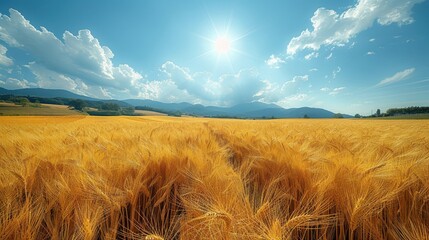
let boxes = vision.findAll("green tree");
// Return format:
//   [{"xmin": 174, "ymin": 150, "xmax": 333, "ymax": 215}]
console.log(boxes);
[
  {"xmin": 303, "ymin": 114, "xmax": 309, "ymax": 118},
  {"xmin": 354, "ymin": 114, "xmax": 361, "ymax": 118},
  {"xmin": 18, "ymin": 97, "xmax": 30, "ymax": 107},
  {"xmin": 376, "ymin": 109, "xmax": 381, "ymax": 117},
  {"xmin": 100, "ymin": 103, "xmax": 120, "ymax": 111},
  {"xmin": 333, "ymin": 113, "xmax": 344, "ymax": 118},
  {"xmin": 121, "ymin": 107, "xmax": 135, "ymax": 115},
  {"xmin": 33, "ymin": 100, "xmax": 41, "ymax": 108},
  {"xmin": 68, "ymin": 99, "xmax": 87, "ymax": 111}
]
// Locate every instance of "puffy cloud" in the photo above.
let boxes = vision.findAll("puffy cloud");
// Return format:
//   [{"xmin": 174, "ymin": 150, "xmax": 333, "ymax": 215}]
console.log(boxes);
[
  {"xmin": 219, "ymin": 69, "xmax": 264, "ymax": 105},
  {"xmin": 160, "ymin": 61, "xmax": 264, "ymax": 105},
  {"xmin": 0, "ymin": 9, "xmax": 142, "ymax": 96},
  {"xmin": 0, "ymin": 77, "xmax": 36, "ymax": 89},
  {"xmin": 277, "ymin": 93, "xmax": 309, "ymax": 106},
  {"xmin": 376, "ymin": 68, "xmax": 415, "ymax": 86},
  {"xmin": 367, "ymin": 51, "xmax": 375, "ymax": 55},
  {"xmin": 25, "ymin": 62, "xmax": 118, "ymax": 99},
  {"xmin": 265, "ymin": 54, "xmax": 285, "ymax": 69},
  {"xmin": 137, "ymin": 79, "xmax": 196, "ymax": 103},
  {"xmin": 161, "ymin": 61, "xmax": 202, "ymax": 98},
  {"xmin": 287, "ymin": 0, "xmax": 424, "ymax": 55},
  {"xmin": 0, "ymin": 44, "xmax": 13, "ymax": 66},
  {"xmin": 255, "ymin": 75, "xmax": 309, "ymax": 103}
]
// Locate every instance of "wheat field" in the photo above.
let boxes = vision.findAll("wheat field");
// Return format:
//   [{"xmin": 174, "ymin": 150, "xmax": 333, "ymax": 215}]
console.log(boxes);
[{"xmin": 0, "ymin": 116, "xmax": 428, "ymax": 239}]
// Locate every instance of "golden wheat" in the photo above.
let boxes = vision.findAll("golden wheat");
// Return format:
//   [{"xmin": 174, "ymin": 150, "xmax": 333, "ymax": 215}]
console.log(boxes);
[{"xmin": 0, "ymin": 116, "xmax": 428, "ymax": 239}]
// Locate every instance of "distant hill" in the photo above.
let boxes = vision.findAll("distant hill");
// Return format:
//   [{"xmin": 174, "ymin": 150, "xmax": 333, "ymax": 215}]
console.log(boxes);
[
  {"xmin": 123, "ymin": 99, "xmax": 193, "ymax": 112},
  {"xmin": 241, "ymin": 107, "xmax": 337, "ymax": 118},
  {"xmin": 1, "ymin": 87, "xmax": 348, "ymax": 118},
  {"xmin": 124, "ymin": 98, "xmax": 342, "ymax": 118},
  {"xmin": 0, "ymin": 87, "xmax": 133, "ymax": 107},
  {"xmin": 0, "ymin": 87, "xmax": 98, "ymax": 101}
]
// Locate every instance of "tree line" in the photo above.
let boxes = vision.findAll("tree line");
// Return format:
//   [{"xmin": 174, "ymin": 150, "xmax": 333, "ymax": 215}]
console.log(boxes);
[
  {"xmin": 354, "ymin": 106, "xmax": 429, "ymax": 118},
  {"xmin": 386, "ymin": 106, "xmax": 429, "ymax": 116},
  {"xmin": 0, "ymin": 95, "xmax": 135, "ymax": 116}
]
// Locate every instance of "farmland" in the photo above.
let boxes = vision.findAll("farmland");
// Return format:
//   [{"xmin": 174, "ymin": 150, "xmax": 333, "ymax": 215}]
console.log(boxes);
[
  {"xmin": 0, "ymin": 116, "xmax": 428, "ymax": 239},
  {"xmin": 0, "ymin": 102, "xmax": 83, "ymax": 116}
]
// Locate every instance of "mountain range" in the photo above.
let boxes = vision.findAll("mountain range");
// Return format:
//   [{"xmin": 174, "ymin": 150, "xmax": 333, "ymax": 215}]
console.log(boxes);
[{"xmin": 0, "ymin": 87, "xmax": 350, "ymax": 118}]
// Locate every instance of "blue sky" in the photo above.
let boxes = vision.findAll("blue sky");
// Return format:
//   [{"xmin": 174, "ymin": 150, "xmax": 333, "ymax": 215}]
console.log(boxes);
[{"xmin": 0, "ymin": 0, "xmax": 428, "ymax": 115}]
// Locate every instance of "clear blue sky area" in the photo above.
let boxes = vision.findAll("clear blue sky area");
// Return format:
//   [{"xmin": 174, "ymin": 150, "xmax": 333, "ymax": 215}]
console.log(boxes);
[{"xmin": 0, "ymin": 0, "xmax": 428, "ymax": 115}]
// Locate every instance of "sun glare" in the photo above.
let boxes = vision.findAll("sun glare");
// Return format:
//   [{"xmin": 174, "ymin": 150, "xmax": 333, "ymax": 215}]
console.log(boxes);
[
  {"xmin": 214, "ymin": 37, "xmax": 231, "ymax": 54},
  {"xmin": 194, "ymin": 15, "xmax": 254, "ymax": 70}
]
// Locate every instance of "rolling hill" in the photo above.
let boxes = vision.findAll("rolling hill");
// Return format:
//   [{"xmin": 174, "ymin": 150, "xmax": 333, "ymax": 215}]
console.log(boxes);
[
  {"xmin": 0, "ymin": 87, "xmax": 98, "ymax": 101},
  {"xmin": 1, "ymin": 87, "xmax": 347, "ymax": 118},
  {"xmin": 0, "ymin": 87, "xmax": 132, "ymax": 107},
  {"xmin": 124, "ymin": 99, "xmax": 342, "ymax": 118}
]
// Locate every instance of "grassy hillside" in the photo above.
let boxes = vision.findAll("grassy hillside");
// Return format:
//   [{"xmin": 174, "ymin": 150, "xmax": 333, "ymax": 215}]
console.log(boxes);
[
  {"xmin": 0, "ymin": 102, "xmax": 84, "ymax": 116},
  {"xmin": 0, "ymin": 117, "xmax": 428, "ymax": 239}
]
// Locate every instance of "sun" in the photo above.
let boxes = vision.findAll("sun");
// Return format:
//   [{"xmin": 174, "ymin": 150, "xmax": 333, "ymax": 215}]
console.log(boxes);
[
  {"xmin": 214, "ymin": 37, "xmax": 231, "ymax": 54},
  {"xmin": 193, "ymin": 15, "xmax": 254, "ymax": 71}
]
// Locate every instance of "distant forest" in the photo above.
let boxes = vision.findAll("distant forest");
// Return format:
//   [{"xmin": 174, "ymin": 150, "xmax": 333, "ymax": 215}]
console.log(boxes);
[{"xmin": 386, "ymin": 106, "xmax": 429, "ymax": 116}]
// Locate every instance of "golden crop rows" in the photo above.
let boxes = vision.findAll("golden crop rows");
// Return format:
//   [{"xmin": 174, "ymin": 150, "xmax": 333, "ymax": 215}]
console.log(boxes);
[{"xmin": 0, "ymin": 116, "xmax": 428, "ymax": 239}]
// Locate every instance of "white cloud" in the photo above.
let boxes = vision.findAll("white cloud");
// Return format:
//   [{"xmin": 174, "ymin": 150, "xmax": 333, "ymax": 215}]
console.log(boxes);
[
  {"xmin": 0, "ymin": 9, "xmax": 142, "ymax": 97},
  {"xmin": 256, "ymin": 75, "xmax": 309, "ymax": 103},
  {"xmin": 287, "ymin": 93, "xmax": 308, "ymax": 101},
  {"xmin": 309, "ymin": 68, "xmax": 318, "ymax": 72},
  {"xmin": 304, "ymin": 52, "xmax": 318, "ymax": 60},
  {"xmin": 320, "ymin": 86, "xmax": 346, "ymax": 95},
  {"xmin": 137, "ymin": 79, "xmax": 196, "ymax": 103},
  {"xmin": 0, "ymin": 44, "xmax": 13, "ymax": 66},
  {"xmin": 159, "ymin": 61, "xmax": 264, "ymax": 105},
  {"xmin": 265, "ymin": 54, "xmax": 285, "ymax": 68},
  {"xmin": 25, "ymin": 62, "xmax": 120, "ymax": 99},
  {"xmin": 367, "ymin": 51, "xmax": 375, "ymax": 55},
  {"xmin": 326, "ymin": 52, "xmax": 333, "ymax": 60},
  {"xmin": 291, "ymin": 75, "xmax": 309, "ymax": 83},
  {"xmin": 329, "ymin": 87, "xmax": 346, "ymax": 95},
  {"xmin": 369, "ymin": 38, "xmax": 376, "ymax": 42},
  {"xmin": 287, "ymin": 0, "xmax": 424, "ymax": 55},
  {"xmin": 376, "ymin": 68, "xmax": 415, "ymax": 86},
  {"xmin": 277, "ymin": 93, "xmax": 309, "ymax": 106},
  {"xmin": 0, "ymin": 77, "xmax": 36, "ymax": 89}
]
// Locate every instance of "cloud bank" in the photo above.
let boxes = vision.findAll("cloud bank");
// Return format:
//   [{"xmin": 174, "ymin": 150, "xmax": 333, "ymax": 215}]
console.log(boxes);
[
  {"xmin": 159, "ymin": 61, "xmax": 264, "ymax": 105},
  {"xmin": 0, "ymin": 9, "xmax": 142, "ymax": 98},
  {"xmin": 287, "ymin": 0, "xmax": 425, "ymax": 55}
]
